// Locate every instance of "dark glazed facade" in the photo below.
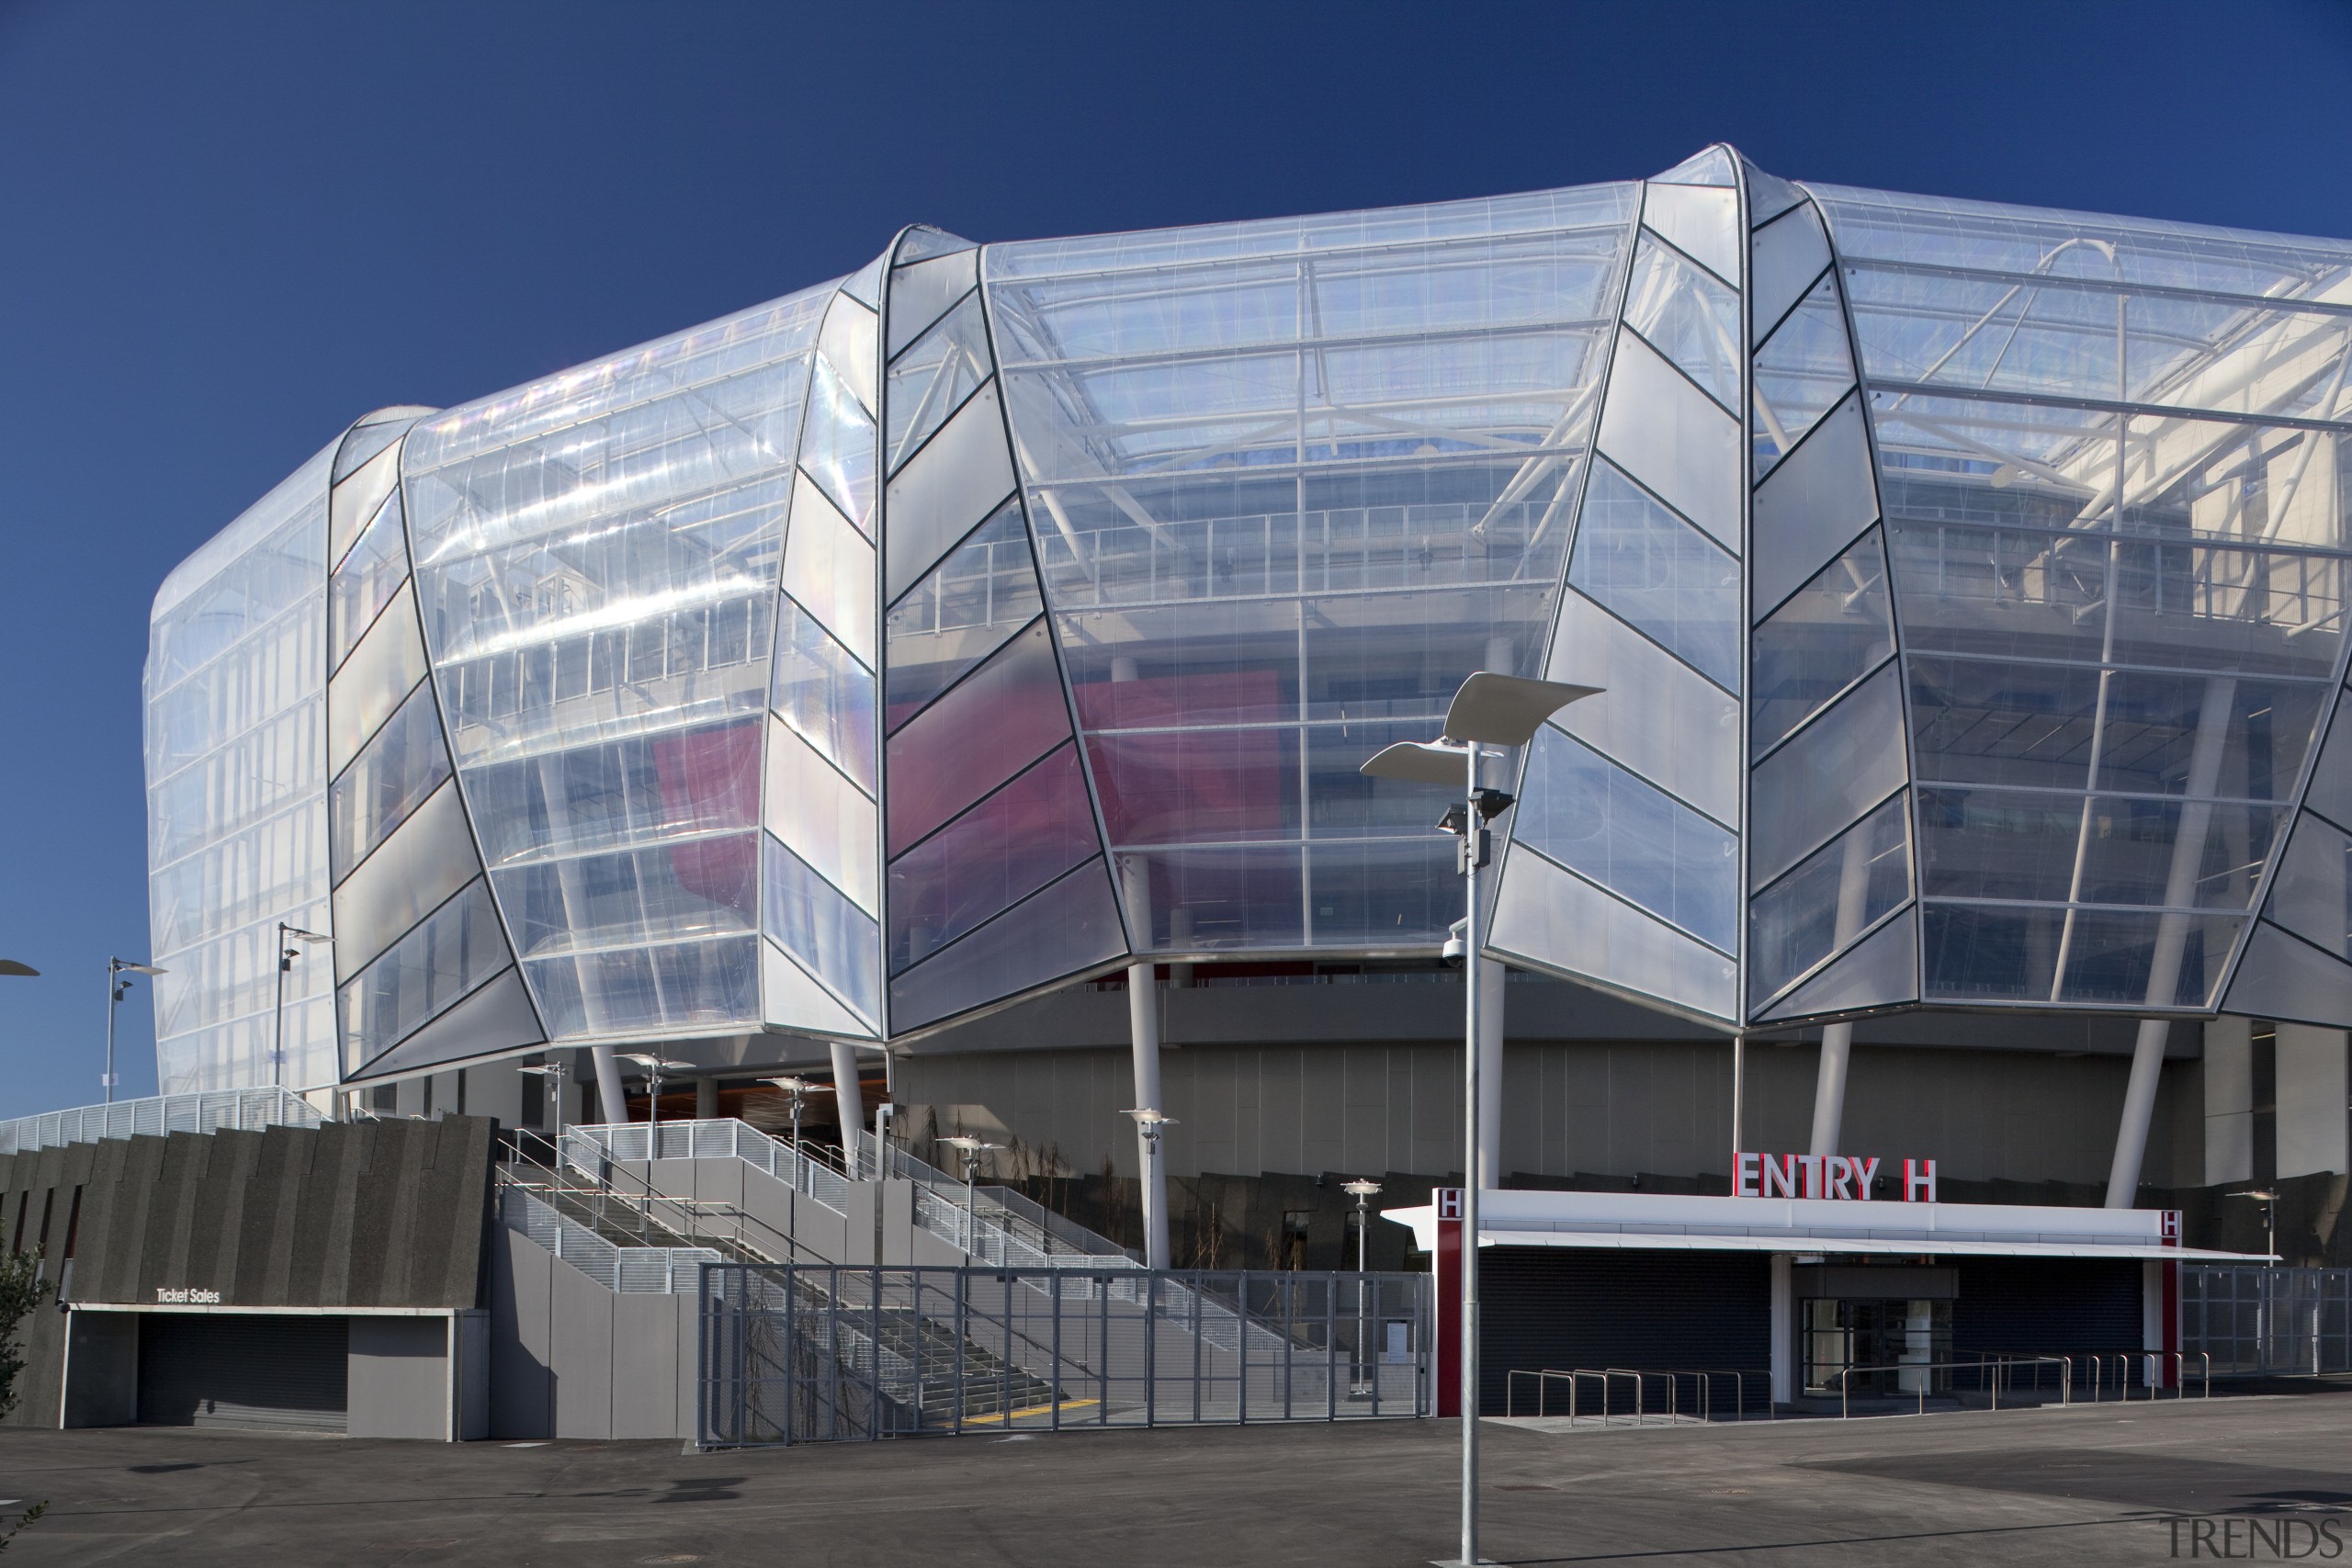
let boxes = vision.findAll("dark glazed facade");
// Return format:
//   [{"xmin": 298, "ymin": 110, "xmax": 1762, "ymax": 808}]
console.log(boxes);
[{"xmin": 143, "ymin": 147, "xmax": 2352, "ymax": 1092}]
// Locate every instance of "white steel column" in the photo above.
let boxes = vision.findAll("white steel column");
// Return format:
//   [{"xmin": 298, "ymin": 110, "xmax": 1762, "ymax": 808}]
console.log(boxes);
[
  {"xmin": 589, "ymin": 1045, "xmax": 627, "ymax": 1125},
  {"xmin": 1121, "ymin": 853, "xmax": 1170, "ymax": 1270},
  {"xmin": 2106, "ymin": 1020, "xmax": 2172, "ymax": 1208},
  {"xmin": 1808, "ymin": 1024, "xmax": 1852, "ymax": 1159},
  {"xmin": 830, "ymin": 1040, "xmax": 866, "ymax": 1165},
  {"xmin": 1476, "ymin": 958, "xmax": 1506, "ymax": 1188},
  {"xmin": 2108, "ymin": 676, "xmax": 2233, "ymax": 1208}
]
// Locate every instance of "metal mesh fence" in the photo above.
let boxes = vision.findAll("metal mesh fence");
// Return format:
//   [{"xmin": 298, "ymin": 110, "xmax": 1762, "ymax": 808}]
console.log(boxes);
[
  {"xmin": 2184, "ymin": 1266, "xmax": 2352, "ymax": 1376},
  {"xmin": 698, "ymin": 1264, "xmax": 1430, "ymax": 1446}
]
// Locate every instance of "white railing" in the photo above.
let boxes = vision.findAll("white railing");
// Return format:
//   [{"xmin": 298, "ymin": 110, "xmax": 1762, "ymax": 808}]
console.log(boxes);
[
  {"xmin": 0, "ymin": 1087, "xmax": 324, "ymax": 1156},
  {"xmin": 498, "ymin": 1185, "xmax": 718, "ymax": 1294},
  {"xmin": 562, "ymin": 1119, "xmax": 854, "ymax": 1216}
]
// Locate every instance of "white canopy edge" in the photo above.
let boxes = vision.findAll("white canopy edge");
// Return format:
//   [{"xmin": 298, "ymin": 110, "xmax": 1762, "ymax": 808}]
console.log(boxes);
[{"xmin": 1468, "ymin": 1227, "xmax": 2258, "ymax": 1261}]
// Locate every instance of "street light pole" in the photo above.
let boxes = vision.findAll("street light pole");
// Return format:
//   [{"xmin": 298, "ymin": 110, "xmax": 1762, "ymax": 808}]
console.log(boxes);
[
  {"xmin": 763, "ymin": 1076, "xmax": 834, "ymax": 1191},
  {"xmin": 517, "ymin": 1059, "xmax": 571, "ymax": 1150},
  {"xmin": 1360, "ymin": 671, "xmax": 1596, "ymax": 1568},
  {"xmin": 618, "ymin": 1054, "xmax": 692, "ymax": 1153},
  {"xmin": 104, "ymin": 959, "xmax": 165, "ymax": 1105},
  {"xmin": 1344, "ymin": 1179, "xmax": 1382, "ymax": 1394},
  {"xmin": 940, "ymin": 1136, "xmax": 1004, "ymax": 1257},
  {"xmin": 1121, "ymin": 1109, "xmax": 1178, "ymax": 1263}
]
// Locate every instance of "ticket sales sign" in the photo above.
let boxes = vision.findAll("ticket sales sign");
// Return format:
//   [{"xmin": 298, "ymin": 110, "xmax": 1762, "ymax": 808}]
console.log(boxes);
[{"xmin": 1734, "ymin": 1152, "xmax": 1938, "ymax": 1201}]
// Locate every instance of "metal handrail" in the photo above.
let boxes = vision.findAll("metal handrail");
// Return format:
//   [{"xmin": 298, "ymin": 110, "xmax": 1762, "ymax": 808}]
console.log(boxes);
[
  {"xmin": 1969, "ymin": 1347, "xmax": 2211, "ymax": 1401},
  {"xmin": 1505, "ymin": 1367, "xmax": 1773, "ymax": 1426},
  {"xmin": 1837, "ymin": 1355, "xmax": 2071, "ymax": 1417},
  {"xmin": 0, "ymin": 1086, "xmax": 323, "ymax": 1156}
]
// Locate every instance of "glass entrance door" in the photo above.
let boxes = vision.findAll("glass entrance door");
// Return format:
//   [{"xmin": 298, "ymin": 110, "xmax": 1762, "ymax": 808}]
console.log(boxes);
[{"xmin": 1801, "ymin": 1298, "xmax": 1952, "ymax": 1397}]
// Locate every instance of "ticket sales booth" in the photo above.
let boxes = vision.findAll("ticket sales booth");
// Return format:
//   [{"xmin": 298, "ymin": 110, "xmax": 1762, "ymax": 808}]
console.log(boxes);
[{"xmin": 1387, "ymin": 1163, "xmax": 2265, "ymax": 1415}]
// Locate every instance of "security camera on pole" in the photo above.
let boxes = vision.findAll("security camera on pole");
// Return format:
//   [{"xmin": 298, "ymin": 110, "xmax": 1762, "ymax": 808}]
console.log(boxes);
[{"xmin": 1360, "ymin": 671, "xmax": 1597, "ymax": 1568}]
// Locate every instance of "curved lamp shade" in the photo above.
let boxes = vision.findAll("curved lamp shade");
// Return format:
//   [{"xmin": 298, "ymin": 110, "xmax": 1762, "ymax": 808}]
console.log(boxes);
[
  {"xmin": 1442, "ymin": 672, "xmax": 1602, "ymax": 747},
  {"xmin": 0, "ymin": 960, "xmax": 37, "ymax": 977}
]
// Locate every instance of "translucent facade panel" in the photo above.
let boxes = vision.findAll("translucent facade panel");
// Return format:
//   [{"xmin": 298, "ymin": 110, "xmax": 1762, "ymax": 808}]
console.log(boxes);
[
  {"xmin": 1749, "ymin": 792, "xmax": 1911, "ymax": 1006},
  {"xmin": 524, "ymin": 936, "xmax": 760, "ymax": 1042},
  {"xmin": 802, "ymin": 355, "xmax": 878, "ymax": 536},
  {"xmin": 2266, "ymin": 813, "xmax": 2352, "ymax": 961},
  {"xmin": 330, "ymin": 778, "xmax": 479, "ymax": 978},
  {"xmin": 843, "ymin": 253, "xmax": 885, "ymax": 310},
  {"xmin": 1743, "ymin": 161, "xmax": 1806, "ymax": 227},
  {"xmin": 1922, "ymin": 903, "xmax": 2240, "ymax": 1008},
  {"xmin": 885, "ymin": 502, "xmax": 1044, "ymax": 726},
  {"xmin": 888, "ymin": 741, "xmax": 1098, "ymax": 972},
  {"xmin": 886, "ymin": 246, "xmax": 979, "ymax": 360},
  {"xmin": 1516, "ymin": 726, "xmax": 1736, "ymax": 952},
  {"xmin": 888, "ymin": 858, "xmax": 1125, "ymax": 1032},
  {"xmin": 818, "ymin": 296, "xmax": 879, "ymax": 416},
  {"xmin": 1622, "ymin": 233, "xmax": 1740, "ymax": 410},
  {"xmin": 1596, "ymin": 330, "xmax": 1743, "ymax": 552},
  {"xmin": 882, "ymin": 380, "xmax": 1017, "ymax": 604},
  {"xmin": 781, "ymin": 471, "xmax": 878, "ymax": 666},
  {"xmin": 1297, "ymin": 585, "xmax": 1556, "ymax": 723},
  {"xmin": 884, "ymin": 617, "xmax": 1071, "ymax": 856},
  {"xmin": 1749, "ymin": 204, "xmax": 1832, "ymax": 347},
  {"xmin": 988, "ymin": 184, "xmax": 1634, "ymax": 281},
  {"xmin": 1654, "ymin": 146, "xmax": 1736, "ymax": 187},
  {"xmin": 763, "ymin": 717, "xmax": 878, "ymax": 914},
  {"xmin": 2305, "ymin": 692, "xmax": 2352, "ymax": 829},
  {"xmin": 327, "ymin": 489, "xmax": 408, "ymax": 673},
  {"xmin": 1905, "ymin": 656, "xmax": 2105, "ymax": 791},
  {"xmin": 1546, "ymin": 592, "xmax": 1739, "ymax": 825},
  {"xmin": 1122, "ymin": 846, "xmax": 1302, "ymax": 951},
  {"xmin": 338, "ymin": 878, "xmax": 509, "ymax": 1070},
  {"xmin": 495, "ymin": 833, "xmax": 759, "ymax": 962},
  {"xmin": 1306, "ymin": 838, "xmax": 1460, "ymax": 948},
  {"xmin": 885, "ymin": 295, "xmax": 991, "ymax": 471},
  {"xmin": 334, "ymin": 412, "xmax": 424, "ymax": 486},
  {"xmin": 763, "ymin": 835, "xmax": 881, "ymax": 1025},
  {"xmin": 1306, "ymin": 717, "xmax": 1461, "ymax": 840},
  {"xmin": 328, "ymin": 680, "xmax": 452, "ymax": 884},
  {"xmin": 328, "ymin": 440, "xmax": 402, "ymax": 571},
  {"xmin": 1918, "ymin": 788, "xmax": 2278, "ymax": 909},
  {"xmin": 1565, "ymin": 461, "xmax": 1740, "ymax": 690},
  {"xmin": 2223, "ymin": 920, "xmax": 2352, "ymax": 1028},
  {"xmin": 762, "ymin": 940, "xmax": 875, "ymax": 1039},
  {"xmin": 1752, "ymin": 276, "xmax": 1857, "ymax": 479},
  {"xmin": 1640, "ymin": 183, "xmax": 1740, "ymax": 286},
  {"xmin": 898, "ymin": 227, "xmax": 977, "ymax": 265},
  {"xmin": 1091, "ymin": 725, "xmax": 1299, "ymax": 846},
  {"xmin": 354, "ymin": 965, "xmax": 542, "ymax": 1080},
  {"xmin": 147, "ymin": 442, "xmax": 341, "ymax": 1100},
  {"xmin": 1750, "ymin": 529, "xmax": 1894, "ymax": 754},
  {"xmin": 1808, "ymin": 182, "xmax": 2352, "ymax": 302},
  {"xmin": 1749, "ymin": 392, "xmax": 1879, "ymax": 617},
  {"xmin": 146, "ymin": 442, "xmax": 336, "ymax": 1092},
  {"xmin": 326, "ymin": 590, "xmax": 425, "ymax": 775},
  {"xmin": 1489, "ymin": 845, "xmax": 1736, "ymax": 1021},
  {"xmin": 1058, "ymin": 597, "xmax": 1301, "ymax": 728},
  {"xmin": 1750, "ymin": 662, "xmax": 1908, "ymax": 886},
  {"xmin": 771, "ymin": 595, "xmax": 877, "ymax": 795},
  {"xmin": 1758, "ymin": 907, "xmax": 1917, "ymax": 1022},
  {"xmin": 461, "ymin": 718, "xmax": 762, "ymax": 873},
  {"xmin": 2093, "ymin": 673, "xmax": 2324, "ymax": 801}
]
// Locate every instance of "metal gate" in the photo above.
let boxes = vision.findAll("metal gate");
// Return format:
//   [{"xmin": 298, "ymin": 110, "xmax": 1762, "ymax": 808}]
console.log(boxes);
[
  {"xmin": 2183, "ymin": 1266, "xmax": 2352, "ymax": 1375},
  {"xmin": 697, "ymin": 1265, "xmax": 1430, "ymax": 1447}
]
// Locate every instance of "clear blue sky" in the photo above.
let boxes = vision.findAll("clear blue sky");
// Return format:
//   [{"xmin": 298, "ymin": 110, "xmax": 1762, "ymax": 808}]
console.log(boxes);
[{"xmin": 2, "ymin": 0, "xmax": 2347, "ymax": 1117}]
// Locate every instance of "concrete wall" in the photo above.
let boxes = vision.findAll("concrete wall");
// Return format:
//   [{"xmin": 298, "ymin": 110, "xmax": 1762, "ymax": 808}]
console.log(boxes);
[
  {"xmin": 487, "ymin": 1227, "xmax": 695, "ymax": 1441},
  {"xmin": 348, "ymin": 1316, "xmax": 451, "ymax": 1439}
]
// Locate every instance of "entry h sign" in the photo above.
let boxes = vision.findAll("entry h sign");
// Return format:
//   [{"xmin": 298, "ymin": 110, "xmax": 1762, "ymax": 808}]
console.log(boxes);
[
  {"xmin": 1436, "ymin": 1188, "xmax": 1464, "ymax": 1220},
  {"xmin": 1734, "ymin": 1151, "xmax": 1938, "ymax": 1201}
]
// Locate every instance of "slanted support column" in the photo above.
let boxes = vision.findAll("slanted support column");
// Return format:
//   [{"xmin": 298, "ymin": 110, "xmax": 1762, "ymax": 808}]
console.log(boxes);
[
  {"xmin": 830, "ymin": 1040, "xmax": 866, "ymax": 1166},
  {"xmin": 1808, "ymin": 1023, "xmax": 1853, "ymax": 1158},
  {"xmin": 695, "ymin": 1077, "xmax": 718, "ymax": 1121},
  {"xmin": 2107, "ymin": 1019, "xmax": 2171, "ymax": 1208},
  {"xmin": 589, "ymin": 1045, "xmax": 627, "ymax": 1125},
  {"xmin": 2109, "ymin": 677, "xmax": 2233, "ymax": 1209},
  {"xmin": 1121, "ymin": 854, "xmax": 1171, "ymax": 1270},
  {"xmin": 1476, "ymin": 958, "xmax": 1506, "ymax": 1188}
]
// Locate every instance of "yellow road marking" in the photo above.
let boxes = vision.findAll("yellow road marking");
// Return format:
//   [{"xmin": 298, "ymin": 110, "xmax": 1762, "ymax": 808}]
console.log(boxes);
[{"xmin": 960, "ymin": 1398, "xmax": 1102, "ymax": 1427}]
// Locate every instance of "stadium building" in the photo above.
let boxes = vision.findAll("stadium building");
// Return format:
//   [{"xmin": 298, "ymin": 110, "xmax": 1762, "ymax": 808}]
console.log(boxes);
[{"xmin": 2, "ymin": 146, "xmax": 2338, "ymax": 1437}]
